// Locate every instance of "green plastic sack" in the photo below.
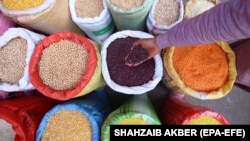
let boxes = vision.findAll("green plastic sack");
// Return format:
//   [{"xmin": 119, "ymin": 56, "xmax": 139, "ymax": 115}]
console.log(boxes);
[{"xmin": 105, "ymin": 0, "xmax": 153, "ymax": 31}]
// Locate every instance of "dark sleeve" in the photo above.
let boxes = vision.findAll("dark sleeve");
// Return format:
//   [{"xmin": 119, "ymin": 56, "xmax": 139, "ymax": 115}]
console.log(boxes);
[{"xmin": 156, "ymin": 0, "xmax": 250, "ymax": 48}]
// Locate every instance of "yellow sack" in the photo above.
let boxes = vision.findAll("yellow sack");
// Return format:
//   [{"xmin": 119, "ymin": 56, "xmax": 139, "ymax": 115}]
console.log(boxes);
[
  {"xmin": 0, "ymin": 0, "xmax": 84, "ymax": 35},
  {"xmin": 162, "ymin": 41, "xmax": 237, "ymax": 100}
]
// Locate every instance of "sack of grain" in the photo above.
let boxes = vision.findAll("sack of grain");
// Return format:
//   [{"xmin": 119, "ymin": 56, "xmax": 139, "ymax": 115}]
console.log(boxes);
[
  {"xmin": 105, "ymin": 0, "xmax": 153, "ymax": 31},
  {"xmin": 0, "ymin": 27, "xmax": 45, "ymax": 92},
  {"xmin": 162, "ymin": 42, "xmax": 237, "ymax": 100},
  {"xmin": 0, "ymin": 92, "xmax": 62, "ymax": 141},
  {"xmin": 146, "ymin": 0, "xmax": 184, "ymax": 36},
  {"xmin": 101, "ymin": 30, "xmax": 163, "ymax": 95},
  {"xmin": 29, "ymin": 32, "xmax": 105, "ymax": 100},
  {"xmin": 36, "ymin": 91, "xmax": 111, "ymax": 141},
  {"xmin": 0, "ymin": 0, "xmax": 84, "ymax": 35},
  {"xmin": 69, "ymin": 0, "xmax": 115, "ymax": 43},
  {"xmin": 161, "ymin": 93, "xmax": 229, "ymax": 125},
  {"xmin": 184, "ymin": 0, "xmax": 220, "ymax": 19},
  {"xmin": 101, "ymin": 94, "xmax": 161, "ymax": 141},
  {"xmin": 0, "ymin": 11, "xmax": 16, "ymax": 35}
]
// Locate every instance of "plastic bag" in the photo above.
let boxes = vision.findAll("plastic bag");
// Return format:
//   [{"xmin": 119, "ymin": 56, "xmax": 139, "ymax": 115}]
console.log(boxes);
[
  {"xmin": 0, "ymin": 27, "xmax": 45, "ymax": 92},
  {"xmin": 69, "ymin": 0, "xmax": 114, "ymax": 43},
  {"xmin": 161, "ymin": 93, "xmax": 229, "ymax": 125},
  {"xmin": 36, "ymin": 91, "xmax": 111, "ymax": 141},
  {"xmin": 29, "ymin": 32, "xmax": 105, "ymax": 100},
  {"xmin": 0, "ymin": 0, "xmax": 84, "ymax": 35},
  {"xmin": 101, "ymin": 94, "xmax": 161, "ymax": 141},
  {"xmin": 146, "ymin": 0, "xmax": 184, "ymax": 36},
  {"xmin": 0, "ymin": 92, "xmax": 62, "ymax": 141},
  {"xmin": 101, "ymin": 30, "xmax": 163, "ymax": 94},
  {"xmin": 162, "ymin": 42, "xmax": 237, "ymax": 100}
]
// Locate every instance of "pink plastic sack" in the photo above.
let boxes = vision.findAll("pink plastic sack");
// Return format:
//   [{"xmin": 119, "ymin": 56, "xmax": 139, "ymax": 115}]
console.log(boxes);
[
  {"xmin": 231, "ymin": 39, "xmax": 250, "ymax": 92},
  {"xmin": 0, "ymin": 11, "xmax": 15, "ymax": 35}
]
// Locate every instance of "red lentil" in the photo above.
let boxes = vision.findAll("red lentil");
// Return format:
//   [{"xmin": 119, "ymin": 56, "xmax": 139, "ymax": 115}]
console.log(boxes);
[{"xmin": 172, "ymin": 43, "xmax": 229, "ymax": 92}]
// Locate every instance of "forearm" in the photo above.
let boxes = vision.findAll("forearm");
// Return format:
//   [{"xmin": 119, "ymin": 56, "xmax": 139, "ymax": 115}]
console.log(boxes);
[{"xmin": 156, "ymin": 0, "xmax": 250, "ymax": 48}]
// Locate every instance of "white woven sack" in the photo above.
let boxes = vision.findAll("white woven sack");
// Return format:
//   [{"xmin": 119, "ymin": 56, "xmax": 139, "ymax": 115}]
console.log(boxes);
[
  {"xmin": 69, "ymin": 0, "xmax": 114, "ymax": 44},
  {"xmin": 101, "ymin": 30, "xmax": 163, "ymax": 94},
  {"xmin": 147, "ymin": 0, "xmax": 184, "ymax": 36},
  {"xmin": 0, "ymin": 28, "xmax": 45, "ymax": 92}
]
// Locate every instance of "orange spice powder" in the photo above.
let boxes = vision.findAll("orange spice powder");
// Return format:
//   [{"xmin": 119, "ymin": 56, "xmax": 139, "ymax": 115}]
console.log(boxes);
[{"xmin": 173, "ymin": 43, "xmax": 229, "ymax": 92}]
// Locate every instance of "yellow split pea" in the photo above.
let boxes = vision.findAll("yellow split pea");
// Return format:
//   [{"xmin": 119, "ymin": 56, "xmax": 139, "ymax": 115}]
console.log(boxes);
[{"xmin": 2, "ymin": 0, "xmax": 44, "ymax": 10}]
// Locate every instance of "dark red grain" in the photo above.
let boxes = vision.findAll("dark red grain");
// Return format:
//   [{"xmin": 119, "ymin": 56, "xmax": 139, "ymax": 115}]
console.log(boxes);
[
  {"xmin": 125, "ymin": 45, "xmax": 149, "ymax": 65},
  {"xmin": 106, "ymin": 37, "xmax": 155, "ymax": 87}
]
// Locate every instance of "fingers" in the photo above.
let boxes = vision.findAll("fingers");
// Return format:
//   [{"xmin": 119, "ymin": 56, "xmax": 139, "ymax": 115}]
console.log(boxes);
[{"xmin": 126, "ymin": 57, "xmax": 150, "ymax": 67}]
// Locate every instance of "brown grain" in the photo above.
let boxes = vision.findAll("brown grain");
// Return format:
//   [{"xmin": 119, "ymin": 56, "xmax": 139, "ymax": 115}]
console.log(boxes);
[{"xmin": 0, "ymin": 37, "xmax": 27, "ymax": 84}]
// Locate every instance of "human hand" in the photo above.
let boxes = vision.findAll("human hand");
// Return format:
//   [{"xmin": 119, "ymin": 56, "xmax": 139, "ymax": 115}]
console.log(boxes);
[{"xmin": 125, "ymin": 38, "xmax": 162, "ymax": 66}]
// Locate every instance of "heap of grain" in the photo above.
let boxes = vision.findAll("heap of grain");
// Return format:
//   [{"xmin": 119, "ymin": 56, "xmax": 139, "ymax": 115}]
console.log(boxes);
[
  {"xmin": 105, "ymin": 0, "xmax": 153, "ymax": 31},
  {"xmin": 37, "ymin": 91, "xmax": 111, "ymax": 141},
  {"xmin": 0, "ymin": 37, "xmax": 27, "ymax": 85},
  {"xmin": 41, "ymin": 110, "xmax": 92, "ymax": 141},
  {"xmin": 154, "ymin": 0, "xmax": 180, "ymax": 26},
  {"xmin": 162, "ymin": 42, "xmax": 237, "ymax": 100},
  {"xmin": 38, "ymin": 40, "xmax": 88, "ymax": 91},
  {"xmin": 29, "ymin": 32, "xmax": 105, "ymax": 100},
  {"xmin": 75, "ymin": 0, "xmax": 104, "ymax": 18},
  {"xmin": 69, "ymin": 0, "xmax": 114, "ymax": 43},
  {"xmin": 1, "ymin": 0, "xmax": 44, "ymax": 10},
  {"xmin": 106, "ymin": 37, "xmax": 155, "ymax": 87},
  {"xmin": 0, "ymin": 28, "xmax": 45, "ymax": 92},
  {"xmin": 101, "ymin": 30, "xmax": 163, "ymax": 94},
  {"xmin": 147, "ymin": 0, "xmax": 184, "ymax": 36}
]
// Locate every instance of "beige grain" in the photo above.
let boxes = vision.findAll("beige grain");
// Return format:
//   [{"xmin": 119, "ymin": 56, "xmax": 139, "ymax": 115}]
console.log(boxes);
[
  {"xmin": 38, "ymin": 40, "xmax": 88, "ymax": 91},
  {"xmin": 0, "ymin": 37, "xmax": 27, "ymax": 84},
  {"xmin": 42, "ymin": 110, "xmax": 92, "ymax": 141},
  {"xmin": 75, "ymin": 0, "xmax": 104, "ymax": 18},
  {"xmin": 154, "ymin": 0, "xmax": 180, "ymax": 25}
]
